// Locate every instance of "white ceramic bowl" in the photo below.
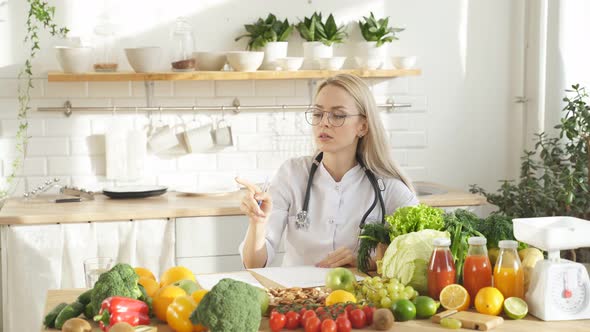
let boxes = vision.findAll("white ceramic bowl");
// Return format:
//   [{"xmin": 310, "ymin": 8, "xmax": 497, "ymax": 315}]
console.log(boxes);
[
  {"xmin": 354, "ymin": 56, "xmax": 382, "ymax": 70},
  {"xmin": 55, "ymin": 46, "xmax": 93, "ymax": 73},
  {"xmin": 277, "ymin": 57, "xmax": 304, "ymax": 71},
  {"xmin": 124, "ymin": 47, "xmax": 162, "ymax": 73},
  {"xmin": 226, "ymin": 51, "xmax": 264, "ymax": 72},
  {"xmin": 391, "ymin": 56, "xmax": 417, "ymax": 69},
  {"xmin": 193, "ymin": 52, "xmax": 227, "ymax": 71},
  {"xmin": 318, "ymin": 57, "xmax": 346, "ymax": 70}
]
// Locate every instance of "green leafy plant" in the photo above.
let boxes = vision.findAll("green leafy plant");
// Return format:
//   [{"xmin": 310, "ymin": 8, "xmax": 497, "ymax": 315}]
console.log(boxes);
[
  {"xmin": 296, "ymin": 12, "xmax": 347, "ymax": 46},
  {"xmin": 358, "ymin": 12, "xmax": 404, "ymax": 47},
  {"xmin": 0, "ymin": 0, "xmax": 69, "ymax": 202},
  {"xmin": 470, "ymin": 84, "xmax": 590, "ymax": 220},
  {"xmin": 234, "ymin": 13, "xmax": 293, "ymax": 51}
]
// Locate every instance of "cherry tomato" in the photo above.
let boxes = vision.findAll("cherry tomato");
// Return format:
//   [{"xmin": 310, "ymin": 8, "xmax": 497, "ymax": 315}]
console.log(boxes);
[
  {"xmin": 349, "ymin": 308, "xmax": 367, "ymax": 329},
  {"xmin": 285, "ymin": 311, "xmax": 301, "ymax": 329},
  {"xmin": 305, "ymin": 316, "xmax": 321, "ymax": 332},
  {"xmin": 302, "ymin": 309, "xmax": 317, "ymax": 326},
  {"xmin": 344, "ymin": 304, "xmax": 357, "ymax": 314},
  {"xmin": 335, "ymin": 316, "xmax": 352, "ymax": 332},
  {"xmin": 299, "ymin": 308, "xmax": 308, "ymax": 317},
  {"xmin": 269, "ymin": 312, "xmax": 287, "ymax": 332},
  {"xmin": 362, "ymin": 305, "xmax": 376, "ymax": 325},
  {"xmin": 321, "ymin": 318, "xmax": 337, "ymax": 332},
  {"xmin": 315, "ymin": 306, "xmax": 326, "ymax": 315}
]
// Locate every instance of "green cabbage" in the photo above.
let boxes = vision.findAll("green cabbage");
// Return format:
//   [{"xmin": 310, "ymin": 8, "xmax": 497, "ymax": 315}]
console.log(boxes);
[{"xmin": 380, "ymin": 229, "xmax": 450, "ymax": 294}]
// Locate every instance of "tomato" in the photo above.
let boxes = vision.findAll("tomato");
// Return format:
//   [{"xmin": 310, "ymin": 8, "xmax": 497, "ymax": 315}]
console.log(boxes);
[
  {"xmin": 300, "ymin": 308, "xmax": 308, "ymax": 317},
  {"xmin": 362, "ymin": 305, "xmax": 376, "ymax": 325},
  {"xmin": 270, "ymin": 311, "xmax": 287, "ymax": 332},
  {"xmin": 344, "ymin": 304, "xmax": 357, "ymax": 314},
  {"xmin": 321, "ymin": 318, "xmax": 337, "ymax": 332},
  {"xmin": 349, "ymin": 308, "xmax": 367, "ymax": 329},
  {"xmin": 285, "ymin": 311, "xmax": 300, "ymax": 330},
  {"xmin": 302, "ymin": 309, "xmax": 317, "ymax": 326},
  {"xmin": 335, "ymin": 316, "xmax": 352, "ymax": 332},
  {"xmin": 315, "ymin": 306, "xmax": 326, "ymax": 315},
  {"xmin": 305, "ymin": 316, "xmax": 322, "ymax": 332}
]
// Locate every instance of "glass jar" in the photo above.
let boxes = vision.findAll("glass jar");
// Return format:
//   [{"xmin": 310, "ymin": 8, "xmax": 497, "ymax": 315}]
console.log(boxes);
[
  {"xmin": 463, "ymin": 236, "xmax": 492, "ymax": 302},
  {"xmin": 170, "ymin": 17, "xmax": 196, "ymax": 71},
  {"xmin": 427, "ymin": 237, "xmax": 456, "ymax": 300},
  {"xmin": 93, "ymin": 13, "xmax": 118, "ymax": 72},
  {"xmin": 493, "ymin": 240, "xmax": 525, "ymax": 299}
]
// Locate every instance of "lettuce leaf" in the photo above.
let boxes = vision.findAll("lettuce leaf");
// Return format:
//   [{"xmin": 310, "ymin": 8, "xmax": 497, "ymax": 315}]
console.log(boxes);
[
  {"xmin": 381, "ymin": 229, "xmax": 450, "ymax": 294},
  {"xmin": 386, "ymin": 204, "xmax": 444, "ymax": 240}
]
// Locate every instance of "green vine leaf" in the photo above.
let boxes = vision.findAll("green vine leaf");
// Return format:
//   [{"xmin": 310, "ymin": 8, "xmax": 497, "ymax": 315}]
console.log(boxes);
[{"xmin": 2, "ymin": 0, "xmax": 69, "ymax": 199}]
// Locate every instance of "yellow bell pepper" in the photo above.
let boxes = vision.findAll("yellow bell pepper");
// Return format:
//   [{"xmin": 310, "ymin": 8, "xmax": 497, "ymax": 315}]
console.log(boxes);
[{"xmin": 166, "ymin": 295, "xmax": 207, "ymax": 332}]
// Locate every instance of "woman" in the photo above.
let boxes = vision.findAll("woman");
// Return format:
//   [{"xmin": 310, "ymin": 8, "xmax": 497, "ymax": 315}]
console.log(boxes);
[{"xmin": 237, "ymin": 74, "xmax": 418, "ymax": 269}]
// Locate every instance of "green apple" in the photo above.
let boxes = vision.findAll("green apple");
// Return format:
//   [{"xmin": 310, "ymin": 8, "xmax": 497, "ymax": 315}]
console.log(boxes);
[
  {"xmin": 325, "ymin": 267, "xmax": 356, "ymax": 292},
  {"xmin": 256, "ymin": 287, "xmax": 270, "ymax": 316},
  {"xmin": 172, "ymin": 279, "xmax": 199, "ymax": 295}
]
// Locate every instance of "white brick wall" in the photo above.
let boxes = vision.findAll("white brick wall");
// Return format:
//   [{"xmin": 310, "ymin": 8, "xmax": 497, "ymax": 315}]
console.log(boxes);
[{"xmin": 0, "ymin": 76, "xmax": 430, "ymax": 192}]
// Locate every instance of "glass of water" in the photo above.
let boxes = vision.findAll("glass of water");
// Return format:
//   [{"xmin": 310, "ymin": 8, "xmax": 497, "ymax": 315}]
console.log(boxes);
[{"xmin": 84, "ymin": 257, "xmax": 114, "ymax": 288}]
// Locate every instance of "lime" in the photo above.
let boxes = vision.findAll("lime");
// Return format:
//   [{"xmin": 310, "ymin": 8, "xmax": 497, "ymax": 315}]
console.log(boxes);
[
  {"xmin": 391, "ymin": 299, "xmax": 416, "ymax": 321},
  {"xmin": 413, "ymin": 296, "xmax": 438, "ymax": 319},
  {"xmin": 503, "ymin": 297, "xmax": 528, "ymax": 319}
]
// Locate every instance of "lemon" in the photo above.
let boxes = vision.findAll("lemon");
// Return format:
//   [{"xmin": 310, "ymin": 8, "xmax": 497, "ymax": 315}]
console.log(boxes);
[
  {"xmin": 504, "ymin": 297, "xmax": 528, "ymax": 319},
  {"xmin": 474, "ymin": 287, "xmax": 504, "ymax": 316},
  {"xmin": 325, "ymin": 290, "xmax": 356, "ymax": 306},
  {"xmin": 439, "ymin": 284, "xmax": 470, "ymax": 311}
]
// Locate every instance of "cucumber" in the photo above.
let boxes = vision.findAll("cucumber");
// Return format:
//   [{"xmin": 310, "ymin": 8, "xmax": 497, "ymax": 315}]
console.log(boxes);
[
  {"xmin": 43, "ymin": 302, "xmax": 68, "ymax": 328},
  {"xmin": 54, "ymin": 301, "xmax": 84, "ymax": 329},
  {"xmin": 83, "ymin": 302, "xmax": 94, "ymax": 320},
  {"xmin": 76, "ymin": 289, "xmax": 93, "ymax": 305}
]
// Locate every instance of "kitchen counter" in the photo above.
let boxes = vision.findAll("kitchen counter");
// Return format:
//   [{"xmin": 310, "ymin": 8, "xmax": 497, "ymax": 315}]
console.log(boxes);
[{"xmin": 0, "ymin": 182, "xmax": 487, "ymax": 225}]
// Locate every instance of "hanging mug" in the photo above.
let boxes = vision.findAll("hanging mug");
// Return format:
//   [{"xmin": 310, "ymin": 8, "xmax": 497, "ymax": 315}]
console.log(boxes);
[
  {"xmin": 183, "ymin": 118, "xmax": 215, "ymax": 153},
  {"xmin": 147, "ymin": 116, "xmax": 183, "ymax": 153},
  {"xmin": 213, "ymin": 118, "xmax": 233, "ymax": 146}
]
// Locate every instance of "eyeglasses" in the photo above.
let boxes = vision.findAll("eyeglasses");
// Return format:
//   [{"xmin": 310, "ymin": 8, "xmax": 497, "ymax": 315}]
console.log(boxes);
[{"xmin": 304, "ymin": 108, "xmax": 365, "ymax": 127}]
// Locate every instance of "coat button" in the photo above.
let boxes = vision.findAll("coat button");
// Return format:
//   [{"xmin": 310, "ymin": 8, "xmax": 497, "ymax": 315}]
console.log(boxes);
[{"xmin": 329, "ymin": 218, "xmax": 335, "ymax": 224}]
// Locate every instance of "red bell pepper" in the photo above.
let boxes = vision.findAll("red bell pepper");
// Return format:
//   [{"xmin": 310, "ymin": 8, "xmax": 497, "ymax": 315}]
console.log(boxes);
[{"xmin": 94, "ymin": 296, "xmax": 150, "ymax": 331}]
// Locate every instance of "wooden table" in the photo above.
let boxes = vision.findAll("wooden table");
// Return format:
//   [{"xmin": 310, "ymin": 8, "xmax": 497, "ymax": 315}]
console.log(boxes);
[{"xmin": 42, "ymin": 286, "xmax": 590, "ymax": 331}]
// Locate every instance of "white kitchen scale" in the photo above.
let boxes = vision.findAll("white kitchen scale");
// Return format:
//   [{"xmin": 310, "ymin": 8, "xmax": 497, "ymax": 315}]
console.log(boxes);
[{"xmin": 513, "ymin": 216, "xmax": 590, "ymax": 321}]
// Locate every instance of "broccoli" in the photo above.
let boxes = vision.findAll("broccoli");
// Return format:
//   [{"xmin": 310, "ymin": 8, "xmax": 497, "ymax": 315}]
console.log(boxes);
[
  {"xmin": 89, "ymin": 263, "xmax": 143, "ymax": 315},
  {"xmin": 190, "ymin": 278, "xmax": 262, "ymax": 332}
]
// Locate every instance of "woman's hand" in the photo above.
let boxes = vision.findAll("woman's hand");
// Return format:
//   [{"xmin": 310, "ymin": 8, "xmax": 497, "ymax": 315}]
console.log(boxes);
[
  {"xmin": 316, "ymin": 247, "xmax": 357, "ymax": 268},
  {"xmin": 235, "ymin": 177, "xmax": 273, "ymax": 224}
]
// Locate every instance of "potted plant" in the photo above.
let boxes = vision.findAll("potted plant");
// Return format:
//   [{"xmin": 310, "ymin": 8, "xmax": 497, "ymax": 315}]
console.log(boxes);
[
  {"xmin": 471, "ymin": 84, "xmax": 590, "ymax": 262},
  {"xmin": 0, "ymin": 0, "xmax": 69, "ymax": 210},
  {"xmin": 357, "ymin": 12, "xmax": 404, "ymax": 69},
  {"xmin": 235, "ymin": 13, "xmax": 293, "ymax": 70},
  {"xmin": 296, "ymin": 12, "xmax": 347, "ymax": 69}
]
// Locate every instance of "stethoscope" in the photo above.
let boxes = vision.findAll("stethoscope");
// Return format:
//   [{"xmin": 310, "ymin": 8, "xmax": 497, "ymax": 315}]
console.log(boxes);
[{"xmin": 295, "ymin": 152, "xmax": 386, "ymax": 231}]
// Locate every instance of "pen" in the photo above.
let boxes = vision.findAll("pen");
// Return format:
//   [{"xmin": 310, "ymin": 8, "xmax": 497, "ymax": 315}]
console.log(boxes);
[{"xmin": 257, "ymin": 178, "xmax": 270, "ymax": 207}]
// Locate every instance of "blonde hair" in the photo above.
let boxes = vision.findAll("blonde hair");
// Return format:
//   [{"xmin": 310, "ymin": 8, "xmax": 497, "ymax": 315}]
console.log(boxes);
[{"xmin": 315, "ymin": 74, "xmax": 414, "ymax": 191}]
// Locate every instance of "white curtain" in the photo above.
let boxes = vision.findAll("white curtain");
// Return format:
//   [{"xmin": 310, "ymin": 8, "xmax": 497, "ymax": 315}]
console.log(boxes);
[
  {"xmin": 523, "ymin": 0, "xmax": 590, "ymax": 148},
  {"xmin": 1, "ymin": 219, "xmax": 175, "ymax": 332}
]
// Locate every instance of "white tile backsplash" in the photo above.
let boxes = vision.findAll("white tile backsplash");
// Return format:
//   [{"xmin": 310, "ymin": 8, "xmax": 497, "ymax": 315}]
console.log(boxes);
[
  {"xmin": 0, "ymin": 77, "xmax": 430, "ymax": 191},
  {"xmin": 1, "ymin": 119, "xmax": 44, "ymax": 137},
  {"xmin": 215, "ymin": 80, "xmax": 255, "ymax": 97},
  {"xmin": 27, "ymin": 137, "xmax": 69, "ymax": 156}
]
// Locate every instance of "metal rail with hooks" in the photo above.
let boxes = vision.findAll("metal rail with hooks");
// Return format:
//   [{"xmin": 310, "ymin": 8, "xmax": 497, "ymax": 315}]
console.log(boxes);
[{"xmin": 37, "ymin": 97, "xmax": 412, "ymax": 117}]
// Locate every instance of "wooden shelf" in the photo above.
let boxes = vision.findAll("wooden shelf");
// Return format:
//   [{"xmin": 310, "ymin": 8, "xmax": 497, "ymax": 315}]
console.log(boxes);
[{"xmin": 47, "ymin": 69, "xmax": 421, "ymax": 82}]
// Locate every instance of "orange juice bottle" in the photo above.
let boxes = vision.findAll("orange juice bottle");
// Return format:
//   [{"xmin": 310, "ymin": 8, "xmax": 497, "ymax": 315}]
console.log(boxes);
[{"xmin": 493, "ymin": 240, "xmax": 524, "ymax": 299}]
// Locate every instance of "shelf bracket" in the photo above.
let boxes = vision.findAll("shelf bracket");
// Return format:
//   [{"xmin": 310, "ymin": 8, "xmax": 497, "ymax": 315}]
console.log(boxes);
[
  {"xmin": 63, "ymin": 100, "xmax": 73, "ymax": 117},
  {"xmin": 144, "ymin": 81, "xmax": 155, "ymax": 107}
]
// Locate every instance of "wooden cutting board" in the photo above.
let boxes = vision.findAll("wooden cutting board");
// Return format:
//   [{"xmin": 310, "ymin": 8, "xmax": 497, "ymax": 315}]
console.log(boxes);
[{"xmin": 432, "ymin": 310, "xmax": 504, "ymax": 330}]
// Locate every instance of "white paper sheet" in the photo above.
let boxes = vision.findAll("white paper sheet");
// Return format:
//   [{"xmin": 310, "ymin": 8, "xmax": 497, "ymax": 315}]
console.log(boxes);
[
  {"xmin": 248, "ymin": 266, "xmax": 364, "ymax": 288},
  {"xmin": 196, "ymin": 271, "xmax": 264, "ymax": 290}
]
